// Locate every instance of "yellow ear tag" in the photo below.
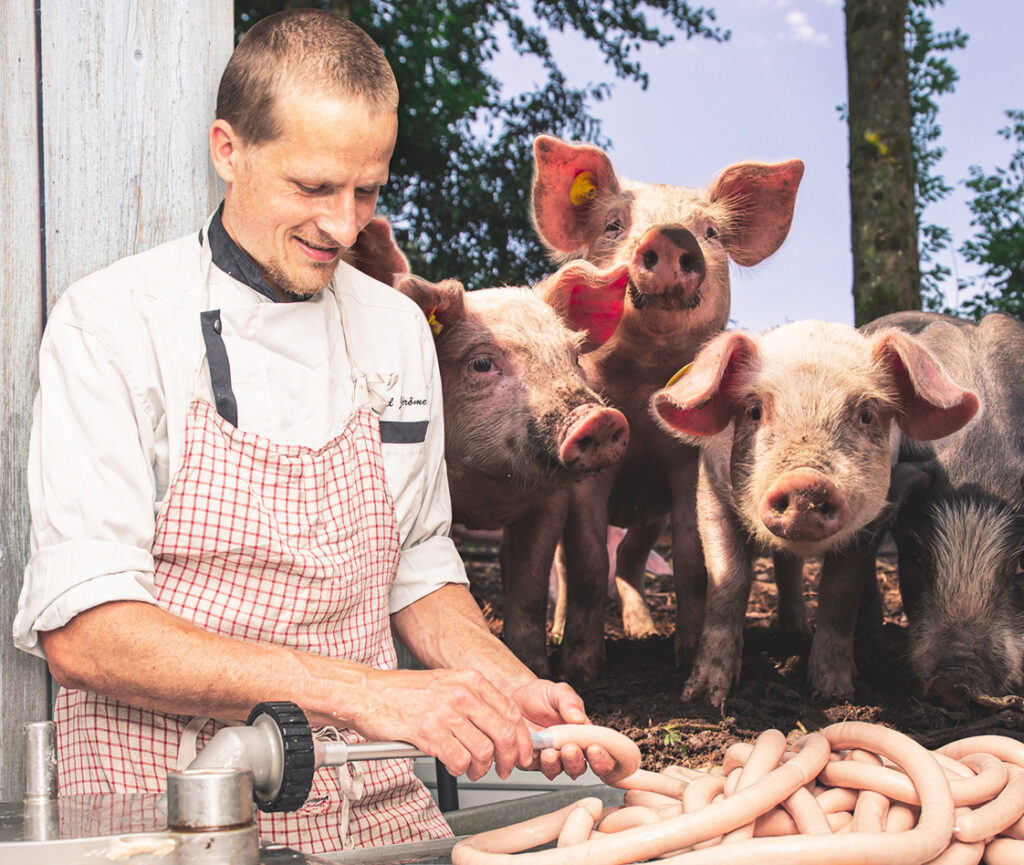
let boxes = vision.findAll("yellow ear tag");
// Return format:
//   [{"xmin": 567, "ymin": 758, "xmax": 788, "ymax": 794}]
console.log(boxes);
[
  {"xmin": 569, "ymin": 171, "xmax": 597, "ymax": 206},
  {"xmin": 665, "ymin": 362, "xmax": 692, "ymax": 388},
  {"xmin": 427, "ymin": 307, "xmax": 443, "ymax": 336}
]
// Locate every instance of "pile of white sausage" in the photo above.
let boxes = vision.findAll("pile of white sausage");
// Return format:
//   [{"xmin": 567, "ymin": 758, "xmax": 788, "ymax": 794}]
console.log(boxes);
[{"xmin": 451, "ymin": 721, "xmax": 1024, "ymax": 865}]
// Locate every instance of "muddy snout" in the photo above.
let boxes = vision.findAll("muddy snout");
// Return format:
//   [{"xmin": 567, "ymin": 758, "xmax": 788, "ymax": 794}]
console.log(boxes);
[
  {"xmin": 759, "ymin": 467, "xmax": 849, "ymax": 543},
  {"xmin": 921, "ymin": 658, "xmax": 977, "ymax": 710},
  {"xmin": 630, "ymin": 226, "xmax": 706, "ymax": 301},
  {"xmin": 559, "ymin": 405, "xmax": 629, "ymax": 473}
]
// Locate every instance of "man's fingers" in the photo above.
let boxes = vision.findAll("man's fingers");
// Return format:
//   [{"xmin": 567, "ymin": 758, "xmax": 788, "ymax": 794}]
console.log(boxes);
[
  {"xmin": 538, "ymin": 746, "xmax": 563, "ymax": 781},
  {"xmin": 556, "ymin": 742, "xmax": 586, "ymax": 779},
  {"xmin": 535, "ymin": 743, "xmax": 584, "ymax": 780},
  {"xmin": 585, "ymin": 744, "xmax": 615, "ymax": 777},
  {"xmin": 444, "ymin": 717, "xmax": 495, "ymax": 781},
  {"xmin": 547, "ymin": 682, "xmax": 589, "ymax": 724},
  {"xmin": 433, "ymin": 671, "xmax": 530, "ymax": 780}
]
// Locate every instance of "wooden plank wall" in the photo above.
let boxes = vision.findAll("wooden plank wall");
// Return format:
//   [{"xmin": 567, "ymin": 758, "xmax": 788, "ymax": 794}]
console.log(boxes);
[
  {"xmin": 0, "ymin": 0, "xmax": 232, "ymax": 801},
  {"xmin": 1, "ymin": 0, "xmax": 47, "ymax": 805}
]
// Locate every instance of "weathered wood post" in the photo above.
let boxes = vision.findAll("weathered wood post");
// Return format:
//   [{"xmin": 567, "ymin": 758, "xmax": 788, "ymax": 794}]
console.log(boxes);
[{"xmin": 0, "ymin": 0, "xmax": 232, "ymax": 801}]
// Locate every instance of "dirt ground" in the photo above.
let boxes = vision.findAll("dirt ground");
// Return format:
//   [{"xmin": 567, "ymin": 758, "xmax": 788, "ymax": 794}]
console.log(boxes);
[{"xmin": 458, "ymin": 534, "xmax": 1024, "ymax": 772}]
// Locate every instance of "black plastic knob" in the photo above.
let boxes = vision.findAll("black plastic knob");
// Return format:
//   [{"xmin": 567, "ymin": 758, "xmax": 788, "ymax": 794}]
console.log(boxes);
[{"xmin": 246, "ymin": 701, "xmax": 315, "ymax": 813}]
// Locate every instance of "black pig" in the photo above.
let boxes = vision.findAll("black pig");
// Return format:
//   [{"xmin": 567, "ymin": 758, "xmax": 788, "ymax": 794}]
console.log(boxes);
[{"xmin": 865, "ymin": 311, "xmax": 1024, "ymax": 708}]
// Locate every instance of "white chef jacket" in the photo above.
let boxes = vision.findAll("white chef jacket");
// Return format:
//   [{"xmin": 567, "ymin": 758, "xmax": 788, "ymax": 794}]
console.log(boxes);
[{"xmin": 14, "ymin": 214, "xmax": 467, "ymax": 658}]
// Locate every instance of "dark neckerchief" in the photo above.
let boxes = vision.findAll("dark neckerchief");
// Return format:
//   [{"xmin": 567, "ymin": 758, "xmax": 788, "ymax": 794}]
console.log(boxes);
[{"xmin": 200, "ymin": 201, "xmax": 281, "ymax": 303}]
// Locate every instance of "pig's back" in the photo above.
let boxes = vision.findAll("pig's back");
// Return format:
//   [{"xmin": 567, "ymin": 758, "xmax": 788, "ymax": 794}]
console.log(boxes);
[{"xmin": 872, "ymin": 311, "xmax": 1024, "ymax": 498}]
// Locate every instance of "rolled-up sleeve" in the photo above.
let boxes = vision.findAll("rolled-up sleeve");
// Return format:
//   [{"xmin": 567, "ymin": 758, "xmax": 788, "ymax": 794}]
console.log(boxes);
[
  {"xmin": 14, "ymin": 312, "xmax": 161, "ymax": 658},
  {"xmin": 387, "ymin": 321, "xmax": 468, "ymax": 614}
]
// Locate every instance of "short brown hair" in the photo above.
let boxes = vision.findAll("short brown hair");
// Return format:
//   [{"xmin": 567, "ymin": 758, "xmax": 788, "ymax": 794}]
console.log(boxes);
[{"xmin": 216, "ymin": 9, "xmax": 398, "ymax": 145}]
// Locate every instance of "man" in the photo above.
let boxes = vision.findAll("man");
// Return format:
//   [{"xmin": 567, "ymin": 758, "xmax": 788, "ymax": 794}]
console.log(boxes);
[{"xmin": 14, "ymin": 9, "xmax": 612, "ymax": 854}]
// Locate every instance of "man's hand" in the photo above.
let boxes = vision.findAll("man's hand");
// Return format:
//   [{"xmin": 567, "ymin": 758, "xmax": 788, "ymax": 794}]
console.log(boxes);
[
  {"xmin": 508, "ymin": 679, "xmax": 617, "ymax": 781},
  {"xmin": 345, "ymin": 666, "xmax": 534, "ymax": 782},
  {"xmin": 390, "ymin": 584, "xmax": 616, "ymax": 783}
]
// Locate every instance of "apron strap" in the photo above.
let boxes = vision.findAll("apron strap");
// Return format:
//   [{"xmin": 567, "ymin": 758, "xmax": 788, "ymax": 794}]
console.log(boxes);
[
  {"xmin": 199, "ymin": 310, "xmax": 238, "ymax": 427},
  {"xmin": 176, "ymin": 716, "xmax": 213, "ymax": 770},
  {"xmin": 315, "ymin": 726, "xmax": 365, "ymax": 849}
]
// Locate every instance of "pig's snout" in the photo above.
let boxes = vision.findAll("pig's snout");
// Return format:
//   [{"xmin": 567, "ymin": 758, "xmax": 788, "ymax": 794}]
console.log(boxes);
[
  {"xmin": 921, "ymin": 658, "xmax": 976, "ymax": 710},
  {"xmin": 759, "ymin": 468, "xmax": 849, "ymax": 543},
  {"xmin": 559, "ymin": 405, "xmax": 629, "ymax": 474},
  {"xmin": 629, "ymin": 227, "xmax": 706, "ymax": 306}
]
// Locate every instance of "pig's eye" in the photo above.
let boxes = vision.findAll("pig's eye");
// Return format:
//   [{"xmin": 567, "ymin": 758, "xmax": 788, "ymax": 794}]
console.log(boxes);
[
  {"xmin": 470, "ymin": 357, "xmax": 495, "ymax": 373},
  {"xmin": 858, "ymin": 408, "xmax": 877, "ymax": 426},
  {"xmin": 748, "ymin": 403, "xmax": 763, "ymax": 422},
  {"xmin": 705, "ymin": 226, "xmax": 718, "ymax": 240},
  {"xmin": 603, "ymin": 217, "xmax": 625, "ymax": 237}
]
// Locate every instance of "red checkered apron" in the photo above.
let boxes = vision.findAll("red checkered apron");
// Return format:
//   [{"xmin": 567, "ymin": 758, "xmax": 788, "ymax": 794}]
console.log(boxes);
[{"xmin": 54, "ymin": 237, "xmax": 451, "ymax": 852}]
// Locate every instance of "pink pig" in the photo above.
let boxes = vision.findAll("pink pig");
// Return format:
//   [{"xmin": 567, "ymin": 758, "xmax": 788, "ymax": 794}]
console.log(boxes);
[
  {"xmin": 394, "ymin": 263, "xmax": 633, "ymax": 673},
  {"xmin": 347, "ymin": 218, "xmax": 633, "ymax": 673},
  {"xmin": 651, "ymin": 321, "xmax": 979, "ymax": 705},
  {"xmin": 528, "ymin": 134, "xmax": 804, "ymax": 682}
]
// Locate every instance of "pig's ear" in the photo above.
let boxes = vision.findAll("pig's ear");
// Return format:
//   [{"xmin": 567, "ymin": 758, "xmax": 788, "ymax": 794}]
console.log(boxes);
[
  {"xmin": 393, "ymin": 274, "xmax": 467, "ymax": 337},
  {"xmin": 531, "ymin": 134, "xmax": 621, "ymax": 254},
  {"xmin": 345, "ymin": 217, "xmax": 411, "ymax": 286},
  {"xmin": 650, "ymin": 330, "xmax": 759, "ymax": 437},
  {"xmin": 709, "ymin": 159, "xmax": 804, "ymax": 267},
  {"xmin": 888, "ymin": 461, "xmax": 935, "ymax": 510},
  {"xmin": 535, "ymin": 261, "xmax": 629, "ymax": 350},
  {"xmin": 871, "ymin": 330, "xmax": 979, "ymax": 440}
]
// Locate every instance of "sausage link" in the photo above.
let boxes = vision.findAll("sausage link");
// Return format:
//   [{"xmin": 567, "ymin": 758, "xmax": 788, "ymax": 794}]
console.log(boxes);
[{"xmin": 954, "ymin": 765, "xmax": 1024, "ymax": 843}]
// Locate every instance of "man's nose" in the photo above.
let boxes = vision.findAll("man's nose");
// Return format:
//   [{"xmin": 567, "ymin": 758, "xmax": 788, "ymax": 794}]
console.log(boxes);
[{"xmin": 317, "ymin": 194, "xmax": 359, "ymax": 248}]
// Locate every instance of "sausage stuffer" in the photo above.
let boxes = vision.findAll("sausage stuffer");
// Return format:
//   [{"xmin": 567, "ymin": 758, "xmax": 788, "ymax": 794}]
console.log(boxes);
[
  {"xmin": 190, "ymin": 701, "xmax": 557, "ymax": 813},
  {"xmin": 2, "ymin": 701, "xmax": 560, "ymax": 865}
]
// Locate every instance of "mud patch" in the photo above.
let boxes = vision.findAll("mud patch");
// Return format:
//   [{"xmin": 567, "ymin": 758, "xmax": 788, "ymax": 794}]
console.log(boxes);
[{"xmin": 459, "ymin": 535, "xmax": 1024, "ymax": 768}]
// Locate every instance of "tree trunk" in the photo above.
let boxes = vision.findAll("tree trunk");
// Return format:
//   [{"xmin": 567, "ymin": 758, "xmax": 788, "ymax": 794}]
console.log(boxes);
[{"xmin": 845, "ymin": 0, "xmax": 921, "ymax": 326}]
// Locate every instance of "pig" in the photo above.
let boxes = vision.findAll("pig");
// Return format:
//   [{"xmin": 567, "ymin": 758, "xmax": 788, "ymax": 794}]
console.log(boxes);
[
  {"xmin": 528, "ymin": 133, "xmax": 805, "ymax": 682},
  {"xmin": 650, "ymin": 320, "xmax": 979, "ymax": 706},
  {"xmin": 861, "ymin": 311, "xmax": 1024, "ymax": 709},
  {"xmin": 393, "ymin": 263, "xmax": 634, "ymax": 675},
  {"xmin": 346, "ymin": 219, "xmax": 631, "ymax": 673}
]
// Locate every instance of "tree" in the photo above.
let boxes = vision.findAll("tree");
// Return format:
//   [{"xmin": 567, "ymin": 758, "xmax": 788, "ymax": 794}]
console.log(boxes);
[
  {"xmin": 957, "ymin": 111, "xmax": 1024, "ymax": 319},
  {"xmin": 236, "ymin": 1, "xmax": 728, "ymax": 289},
  {"xmin": 845, "ymin": 0, "xmax": 921, "ymax": 326},
  {"xmin": 843, "ymin": 0, "xmax": 967, "ymax": 325}
]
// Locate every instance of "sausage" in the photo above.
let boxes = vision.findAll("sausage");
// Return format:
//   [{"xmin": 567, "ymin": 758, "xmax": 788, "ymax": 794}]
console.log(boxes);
[
  {"xmin": 722, "ymin": 730, "xmax": 787, "ymax": 842},
  {"xmin": 954, "ymin": 766, "xmax": 1024, "ymax": 843},
  {"xmin": 533, "ymin": 725, "xmax": 642, "ymax": 784},
  {"xmin": 451, "ymin": 722, "xmax": 1024, "ymax": 865},
  {"xmin": 985, "ymin": 836, "xmax": 1024, "ymax": 864},
  {"xmin": 558, "ymin": 799, "xmax": 604, "ymax": 847},
  {"xmin": 782, "ymin": 786, "xmax": 832, "ymax": 835},
  {"xmin": 451, "ymin": 733, "xmax": 832, "ymax": 865},
  {"xmin": 850, "ymin": 788, "xmax": 889, "ymax": 833}
]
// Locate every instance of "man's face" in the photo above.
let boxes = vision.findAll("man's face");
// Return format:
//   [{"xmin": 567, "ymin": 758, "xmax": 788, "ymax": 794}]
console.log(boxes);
[{"xmin": 212, "ymin": 89, "xmax": 397, "ymax": 301}]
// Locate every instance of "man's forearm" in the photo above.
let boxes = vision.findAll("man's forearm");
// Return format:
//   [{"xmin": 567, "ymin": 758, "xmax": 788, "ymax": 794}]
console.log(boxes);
[
  {"xmin": 40, "ymin": 600, "xmax": 384, "ymax": 728},
  {"xmin": 391, "ymin": 583, "xmax": 536, "ymax": 694}
]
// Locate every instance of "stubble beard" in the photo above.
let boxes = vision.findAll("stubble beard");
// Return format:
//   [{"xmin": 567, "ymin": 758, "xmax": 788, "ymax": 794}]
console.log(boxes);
[{"xmin": 264, "ymin": 258, "xmax": 340, "ymax": 301}]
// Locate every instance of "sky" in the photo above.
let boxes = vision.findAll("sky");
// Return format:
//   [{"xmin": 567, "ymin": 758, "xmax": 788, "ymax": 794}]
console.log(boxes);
[{"xmin": 492, "ymin": 0, "xmax": 1023, "ymax": 332}]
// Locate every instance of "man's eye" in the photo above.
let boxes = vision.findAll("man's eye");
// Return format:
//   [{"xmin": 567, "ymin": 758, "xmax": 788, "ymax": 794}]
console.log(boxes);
[{"xmin": 297, "ymin": 183, "xmax": 327, "ymax": 195}]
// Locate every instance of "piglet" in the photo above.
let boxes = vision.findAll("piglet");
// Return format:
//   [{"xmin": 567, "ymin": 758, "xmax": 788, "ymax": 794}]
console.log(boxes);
[
  {"xmin": 651, "ymin": 320, "xmax": 978, "ymax": 706},
  {"xmin": 864, "ymin": 311, "xmax": 1024, "ymax": 709},
  {"xmin": 395, "ymin": 262, "xmax": 631, "ymax": 674},
  {"xmin": 529, "ymin": 134, "xmax": 804, "ymax": 683}
]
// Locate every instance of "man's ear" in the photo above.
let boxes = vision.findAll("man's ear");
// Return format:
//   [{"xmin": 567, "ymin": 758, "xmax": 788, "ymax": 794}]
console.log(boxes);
[{"xmin": 209, "ymin": 119, "xmax": 240, "ymax": 184}]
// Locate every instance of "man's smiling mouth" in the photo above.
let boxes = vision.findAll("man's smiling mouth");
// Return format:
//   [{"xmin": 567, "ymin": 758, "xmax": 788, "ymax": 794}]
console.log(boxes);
[{"xmin": 295, "ymin": 236, "xmax": 341, "ymax": 261}]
